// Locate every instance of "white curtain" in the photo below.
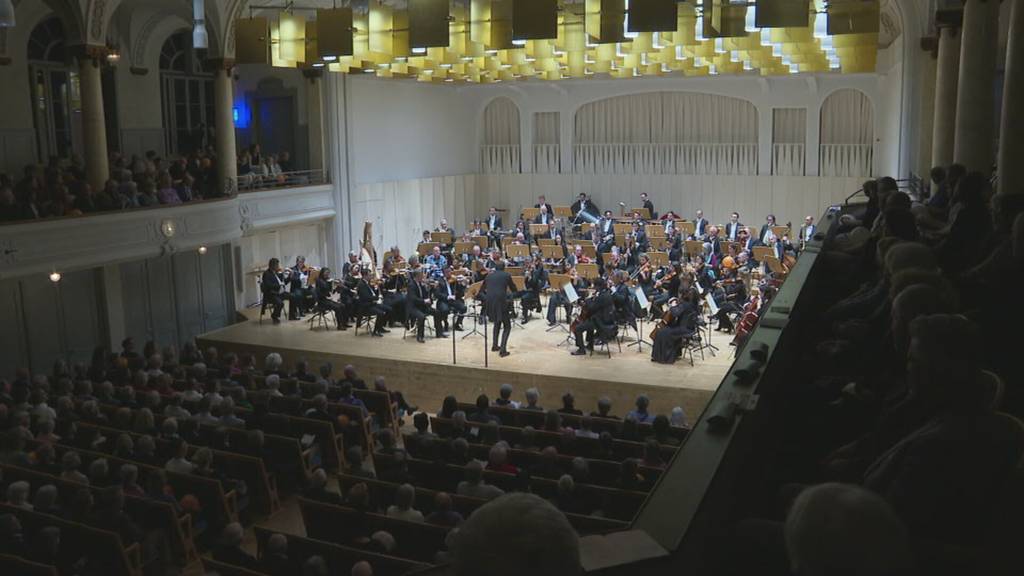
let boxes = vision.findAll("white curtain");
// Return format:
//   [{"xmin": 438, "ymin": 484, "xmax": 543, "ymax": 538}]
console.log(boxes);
[
  {"xmin": 820, "ymin": 89, "xmax": 874, "ymax": 177},
  {"xmin": 572, "ymin": 92, "xmax": 758, "ymax": 175},
  {"xmin": 533, "ymin": 111, "xmax": 561, "ymax": 173},
  {"xmin": 481, "ymin": 97, "xmax": 521, "ymax": 174},
  {"xmin": 772, "ymin": 108, "xmax": 806, "ymax": 176}
]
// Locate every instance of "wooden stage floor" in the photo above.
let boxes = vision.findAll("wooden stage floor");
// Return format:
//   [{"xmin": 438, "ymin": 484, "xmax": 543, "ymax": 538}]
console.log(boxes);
[{"xmin": 198, "ymin": 307, "xmax": 736, "ymax": 421}]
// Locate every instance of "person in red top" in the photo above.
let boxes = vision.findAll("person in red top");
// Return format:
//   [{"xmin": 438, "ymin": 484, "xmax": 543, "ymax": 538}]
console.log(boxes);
[{"xmin": 485, "ymin": 442, "xmax": 519, "ymax": 475}]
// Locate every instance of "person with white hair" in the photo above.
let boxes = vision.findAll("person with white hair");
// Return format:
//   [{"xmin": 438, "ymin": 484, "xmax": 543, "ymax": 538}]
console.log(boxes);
[
  {"xmin": 669, "ymin": 406, "xmax": 688, "ymax": 428},
  {"xmin": 265, "ymin": 374, "xmax": 284, "ymax": 397},
  {"xmin": 452, "ymin": 493, "xmax": 581, "ymax": 576},
  {"xmin": 213, "ymin": 522, "xmax": 261, "ymax": 571},
  {"xmin": 494, "ymin": 383, "xmax": 519, "ymax": 408},
  {"xmin": 261, "ymin": 532, "xmax": 290, "ymax": 576},
  {"xmin": 784, "ymin": 483, "xmax": 911, "ymax": 576},
  {"xmin": 386, "ymin": 483, "xmax": 424, "ymax": 522},
  {"xmin": 264, "ymin": 352, "xmax": 284, "ymax": 375},
  {"xmin": 351, "ymin": 560, "xmax": 374, "ymax": 576},
  {"xmin": 457, "ymin": 461, "xmax": 505, "ymax": 500},
  {"xmin": 6, "ymin": 481, "xmax": 32, "ymax": 510},
  {"xmin": 523, "ymin": 387, "xmax": 542, "ymax": 411}
]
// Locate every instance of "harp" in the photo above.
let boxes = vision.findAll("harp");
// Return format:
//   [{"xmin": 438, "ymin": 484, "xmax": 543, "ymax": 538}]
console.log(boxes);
[{"xmin": 359, "ymin": 221, "xmax": 381, "ymax": 281}]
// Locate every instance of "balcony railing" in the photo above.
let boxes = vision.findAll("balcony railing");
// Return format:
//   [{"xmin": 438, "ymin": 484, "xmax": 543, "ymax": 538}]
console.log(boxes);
[{"xmin": 237, "ymin": 169, "xmax": 329, "ymax": 192}]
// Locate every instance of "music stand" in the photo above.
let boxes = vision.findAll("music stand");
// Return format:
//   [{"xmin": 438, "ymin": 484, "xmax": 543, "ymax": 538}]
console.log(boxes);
[
  {"xmin": 522, "ymin": 207, "xmax": 540, "ymax": 221},
  {"xmin": 547, "ymin": 273, "xmax": 571, "ymax": 333},
  {"xmin": 648, "ymin": 252, "xmax": 669, "ymax": 267},
  {"xmin": 764, "ymin": 255, "xmax": 787, "ymax": 276},
  {"xmin": 431, "ymin": 231, "xmax": 453, "ymax": 245},
  {"xmin": 752, "ymin": 246, "xmax": 775, "ymax": 262},
  {"xmin": 677, "ymin": 221, "xmax": 696, "ymax": 238},
  {"xmin": 721, "ymin": 241, "xmax": 741, "ymax": 256},
  {"xmin": 453, "ymin": 242, "xmax": 475, "ymax": 257},
  {"xmin": 505, "ymin": 244, "xmax": 530, "ymax": 261},
  {"xmin": 462, "ymin": 281, "xmax": 486, "ymax": 340},
  {"xmin": 577, "ymin": 263, "xmax": 599, "ymax": 280},
  {"xmin": 417, "ymin": 242, "xmax": 440, "ymax": 257},
  {"xmin": 529, "ymin": 223, "xmax": 549, "ymax": 238},
  {"xmin": 648, "ymin": 237, "xmax": 669, "ymax": 251},
  {"xmin": 510, "ymin": 275, "xmax": 527, "ymax": 330},
  {"xmin": 700, "ymin": 294, "xmax": 720, "ymax": 357},
  {"xmin": 537, "ymin": 238, "xmax": 557, "ymax": 247},
  {"xmin": 541, "ymin": 245, "xmax": 564, "ymax": 261},
  {"xmin": 684, "ymin": 240, "xmax": 705, "ymax": 256},
  {"xmin": 613, "ymin": 222, "xmax": 632, "ymax": 236},
  {"xmin": 506, "ymin": 266, "xmax": 525, "ymax": 276},
  {"xmin": 473, "ymin": 235, "xmax": 489, "ymax": 249},
  {"xmin": 771, "ymin": 226, "xmax": 791, "ymax": 240},
  {"xmin": 631, "ymin": 207, "xmax": 651, "ymax": 220},
  {"xmin": 627, "ymin": 287, "xmax": 653, "ymax": 352},
  {"xmin": 554, "ymin": 206, "xmax": 573, "ymax": 219},
  {"xmin": 558, "ymin": 281, "xmax": 581, "ymax": 347},
  {"xmin": 645, "ymin": 224, "xmax": 666, "ymax": 238},
  {"xmin": 581, "ymin": 245, "xmax": 598, "ymax": 260}
]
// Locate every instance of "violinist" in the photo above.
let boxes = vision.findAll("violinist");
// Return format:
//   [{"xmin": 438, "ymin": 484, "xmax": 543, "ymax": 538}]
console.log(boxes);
[
  {"xmin": 634, "ymin": 253, "xmax": 655, "ymax": 296},
  {"xmin": 356, "ymin": 266, "xmax": 391, "ymax": 337},
  {"xmin": 650, "ymin": 263, "xmax": 683, "ymax": 319},
  {"xmin": 341, "ymin": 251, "xmax": 361, "ymax": 281},
  {"xmin": 519, "ymin": 256, "xmax": 548, "ymax": 323},
  {"xmin": 288, "ymin": 256, "xmax": 314, "ymax": 316},
  {"xmin": 462, "ymin": 244, "xmax": 484, "ymax": 270},
  {"xmin": 260, "ymin": 257, "xmax": 292, "ymax": 323},
  {"xmin": 425, "ymin": 245, "xmax": 448, "ymax": 281},
  {"xmin": 406, "ymin": 269, "xmax": 443, "ymax": 343},
  {"xmin": 434, "ymin": 266, "xmax": 467, "ymax": 332},
  {"xmin": 545, "ymin": 234, "xmax": 568, "ymax": 270},
  {"xmin": 611, "ymin": 270, "xmax": 638, "ymax": 329},
  {"xmin": 315, "ymin": 267, "xmax": 350, "ymax": 330},
  {"xmin": 711, "ymin": 260, "xmax": 747, "ymax": 332},
  {"xmin": 512, "ymin": 219, "xmax": 531, "ymax": 245},
  {"xmin": 381, "ymin": 258, "xmax": 407, "ymax": 327},
  {"xmin": 571, "ymin": 277, "xmax": 615, "ymax": 356},
  {"xmin": 507, "ymin": 233, "xmax": 529, "ymax": 267},
  {"xmin": 547, "ymin": 264, "xmax": 589, "ymax": 327},
  {"xmin": 631, "ymin": 221, "xmax": 649, "ymax": 252},
  {"xmin": 468, "ymin": 220, "xmax": 486, "ymax": 237},
  {"xmin": 650, "ymin": 289, "xmax": 699, "ymax": 365}
]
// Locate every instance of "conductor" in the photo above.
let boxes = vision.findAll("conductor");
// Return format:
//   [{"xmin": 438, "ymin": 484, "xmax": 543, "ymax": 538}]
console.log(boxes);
[{"xmin": 481, "ymin": 260, "xmax": 517, "ymax": 357}]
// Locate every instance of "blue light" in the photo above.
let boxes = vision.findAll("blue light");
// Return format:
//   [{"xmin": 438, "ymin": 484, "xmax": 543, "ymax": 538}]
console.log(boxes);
[{"xmin": 233, "ymin": 102, "xmax": 251, "ymax": 129}]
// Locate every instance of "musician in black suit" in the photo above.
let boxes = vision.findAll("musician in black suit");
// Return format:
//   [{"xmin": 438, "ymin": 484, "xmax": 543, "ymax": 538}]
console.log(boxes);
[
  {"xmin": 798, "ymin": 215, "xmax": 816, "ymax": 250},
  {"xmin": 758, "ymin": 214, "xmax": 778, "ymax": 244},
  {"xmin": 288, "ymin": 256, "xmax": 314, "ymax": 317},
  {"xmin": 610, "ymin": 270, "xmax": 638, "ymax": 328},
  {"xmin": 571, "ymin": 193, "xmax": 600, "ymax": 223},
  {"xmin": 381, "ymin": 258, "xmax": 407, "ymax": 327},
  {"xmin": 406, "ymin": 270, "xmax": 442, "ymax": 343},
  {"xmin": 725, "ymin": 212, "xmax": 742, "ymax": 241},
  {"xmin": 534, "ymin": 195, "xmax": 553, "ymax": 217},
  {"xmin": 640, "ymin": 192, "xmax": 656, "ymax": 219},
  {"xmin": 481, "ymin": 261, "xmax": 517, "ymax": 357},
  {"xmin": 315, "ymin": 267, "xmax": 349, "ymax": 330},
  {"xmin": 571, "ymin": 277, "xmax": 616, "ymax": 355},
  {"xmin": 597, "ymin": 210, "xmax": 616, "ymax": 256},
  {"xmin": 260, "ymin": 258, "xmax": 291, "ymax": 323},
  {"xmin": 356, "ymin": 269, "xmax": 391, "ymax": 337},
  {"xmin": 341, "ymin": 251, "xmax": 362, "ymax": 281},
  {"xmin": 519, "ymin": 256, "xmax": 548, "ymax": 323},
  {"xmin": 533, "ymin": 204, "xmax": 554, "ymax": 225},
  {"xmin": 486, "ymin": 206, "xmax": 503, "ymax": 248},
  {"xmin": 693, "ymin": 210, "xmax": 709, "ymax": 239},
  {"xmin": 434, "ymin": 267, "xmax": 467, "ymax": 332}
]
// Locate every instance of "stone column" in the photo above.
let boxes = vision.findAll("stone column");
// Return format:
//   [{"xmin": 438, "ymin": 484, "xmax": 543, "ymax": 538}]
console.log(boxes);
[
  {"xmin": 77, "ymin": 49, "xmax": 110, "ymax": 191},
  {"xmin": 953, "ymin": 0, "xmax": 1000, "ymax": 175},
  {"xmin": 304, "ymin": 69, "xmax": 326, "ymax": 175},
  {"xmin": 999, "ymin": 0, "xmax": 1024, "ymax": 195},
  {"xmin": 212, "ymin": 61, "xmax": 238, "ymax": 195},
  {"xmin": 931, "ymin": 25, "xmax": 960, "ymax": 169}
]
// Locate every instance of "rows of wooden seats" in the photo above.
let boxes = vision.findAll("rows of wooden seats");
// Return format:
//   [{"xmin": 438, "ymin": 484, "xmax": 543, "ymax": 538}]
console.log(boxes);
[
  {"xmin": 202, "ymin": 557, "xmax": 265, "ymax": 576},
  {"xmin": 249, "ymin": 390, "xmax": 370, "ymax": 460},
  {"xmin": 430, "ymin": 416, "xmax": 677, "ymax": 462},
  {"xmin": 376, "ymin": 452, "xmax": 647, "ymax": 522},
  {"xmin": 91, "ymin": 401, "xmax": 314, "ymax": 489},
  {"xmin": 48, "ymin": 441, "xmax": 239, "ymax": 538},
  {"xmin": 298, "ymin": 498, "xmax": 450, "ymax": 563},
  {"xmin": 404, "ymin": 436, "xmax": 665, "ymax": 491},
  {"xmin": 0, "ymin": 503, "xmax": 143, "ymax": 576},
  {"xmin": 336, "ymin": 473, "xmax": 630, "ymax": 536},
  {"xmin": 75, "ymin": 420, "xmax": 280, "ymax": 516},
  {"xmin": 253, "ymin": 526, "xmax": 430, "ymax": 576},
  {"xmin": 251, "ymin": 374, "xmax": 401, "ymax": 436},
  {"xmin": 0, "ymin": 462, "xmax": 198, "ymax": 565},
  {"xmin": 454, "ymin": 401, "xmax": 690, "ymax": 443},
  {"xmin": 0, "ymin": 553, "xmax": 58, "ymax": 576}
]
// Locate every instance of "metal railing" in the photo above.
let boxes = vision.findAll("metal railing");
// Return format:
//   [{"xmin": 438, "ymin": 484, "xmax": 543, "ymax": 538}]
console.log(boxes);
[{"xmin": 237, "ymin": 169, "xmax": 329, "ymax": 192}]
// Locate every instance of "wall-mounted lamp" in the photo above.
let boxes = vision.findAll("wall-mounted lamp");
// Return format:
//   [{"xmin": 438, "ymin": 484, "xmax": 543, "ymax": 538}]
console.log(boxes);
[
  {"xmin": 198, "ymin": 246, "xmax": 209, "ymax": 255},
  {"xmin": 0, "ymin": 0, "xmax": 15, "ymax": 28},
  {"xmin": 193, "ymin": 0, "xmax": 209, "ymax": 49},
  {"xmin": 49, "ymin": 271, "xmax": 62, "ymax": 283}
]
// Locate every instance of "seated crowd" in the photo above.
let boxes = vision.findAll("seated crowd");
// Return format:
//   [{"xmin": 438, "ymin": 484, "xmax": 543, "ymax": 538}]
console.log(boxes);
[
  {"xmin": 0, "ymin": 142, "xmax": 296, "ymax": 223},
  {"xmin": 0, "ymin": 337, "xmax": 687, "ymax": 575},
  {"xmin": 730, "ymin": 169, "xmax": 1024, "ymax": 576}
]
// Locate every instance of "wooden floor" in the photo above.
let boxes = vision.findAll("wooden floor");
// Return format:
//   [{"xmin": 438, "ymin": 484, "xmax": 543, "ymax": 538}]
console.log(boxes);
[{"xmin": 197, "ymin": 303, "xmax": 735, "ymax": 422}]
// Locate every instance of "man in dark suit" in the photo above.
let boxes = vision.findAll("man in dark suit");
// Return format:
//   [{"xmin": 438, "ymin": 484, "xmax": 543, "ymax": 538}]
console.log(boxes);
[
  {"xmin": 640, "ymin": 192, "xmax": 656, "ymax": 219},
  {"xmin": 486, "ymin": 206, "xmax": 503, "ymax": 249},
  {"xmin": 571, "ymin": 193, "xmax": 600, "ymax": 224},
  {"xmin": 534, "ymin": 195, "xmax": 553, "ymax": 217},
  {"xmin": 407, "ymin": 270, "xmax": 442, "ymax": 342},
  {"xmin": 434, "ymin": 267, "xmax": 467, "ymax": 332},
  {"xmin": 261, "ymin": 258, "xmax": 293, "ymax": 323},
  {"xmin": 356, "ymin": 269, "xmax": 390, "ymax": 336},
  {"xmin": 725, "ymin": 212, "xmax": 742, "ymax": 241},
  {"xmin": 288, "ymin": 256, "xmax": 314, "ymax": 317},
  {"xmin": 798, "ymin": 215, "xmax": 816, "ymax": 250},
  {"xmin": 482, "ymin": 261, "xmax": 517, "ymax": 357},
  {"xmin": 315, "ymin": 267, "xmax": 349, "ymax": 330},
  {"xmin": 572, "ymin": 277, "xmax": 616, "ymax": 355},
  {"xmin": 533, "ymin": 204, "xmax": 553, "ymax": 225},
  {"xmin": 693, "ymin": 210, "xmax": 709, "ymax": 239},
  {"xmin": 341, "ymin": 251, "xmax": 361, "ymax": 281},
  {"xmin": 758, "ymin": 214, "xmax": 778, "ymax": 244}
]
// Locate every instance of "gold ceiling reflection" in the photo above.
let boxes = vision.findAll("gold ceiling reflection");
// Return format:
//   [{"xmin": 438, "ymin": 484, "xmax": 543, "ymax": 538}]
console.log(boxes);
[{"xmin": 234, "ymin": 0, "xmax": 879, "ymax": 83}]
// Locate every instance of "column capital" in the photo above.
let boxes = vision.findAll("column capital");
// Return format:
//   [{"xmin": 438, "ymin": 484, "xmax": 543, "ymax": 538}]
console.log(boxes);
[{"xmin": 68, "ymin": 44, "xmax": 110, "ymax": 64}]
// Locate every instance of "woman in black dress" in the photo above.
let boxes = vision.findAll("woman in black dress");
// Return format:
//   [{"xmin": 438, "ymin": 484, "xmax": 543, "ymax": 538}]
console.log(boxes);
[{"xmin": 651, "ymin": 289, "xmax": 699, "ymax": 364}]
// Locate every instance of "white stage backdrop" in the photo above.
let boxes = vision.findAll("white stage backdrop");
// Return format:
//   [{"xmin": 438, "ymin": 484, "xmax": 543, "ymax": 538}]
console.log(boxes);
[{"xmin": 350, "ymin": 174, "xmax": 863, "ymax": 255}]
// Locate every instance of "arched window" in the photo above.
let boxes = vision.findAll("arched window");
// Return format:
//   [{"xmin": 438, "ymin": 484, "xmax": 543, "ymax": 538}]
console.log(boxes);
[
  {"xmin": 573, "ymin": 92, "xmax": 758, "ymax": 175},
  {"xmin": 160, "ymin": 31, "xmax": 215, "ymax": 156},
  {"xmin": 28, "ymin": 17, "xmax": 80, "ymax": 162},
  {"xmin": 819, "ymin": 89, "xmax": 874, "ymax": 177},
  {"xmin": 481, "ymin": 98, "xmax": 521, "ymax": 174}
]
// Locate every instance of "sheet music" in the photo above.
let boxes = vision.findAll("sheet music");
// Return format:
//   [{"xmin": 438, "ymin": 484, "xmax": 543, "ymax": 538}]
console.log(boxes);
[
  {"xmin": 704, "ymin": 293, "xmax": 720, "ymax": 315},
  {"xmin": 695, "ymin": 281, "xmax": 705, "ymax": 295},
  {"xmin": 632, "ymin": 286, "xmax": 650, "ymax": 311},
  {"xmin": 564, "ymin": 281, "xmax": 580, "ymax": 304}
]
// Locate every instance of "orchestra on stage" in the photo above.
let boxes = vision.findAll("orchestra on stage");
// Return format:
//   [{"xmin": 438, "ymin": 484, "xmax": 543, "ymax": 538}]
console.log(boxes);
[{"xmin": 258, "ymin": 193, "xmax": 809, "ymax": 364}]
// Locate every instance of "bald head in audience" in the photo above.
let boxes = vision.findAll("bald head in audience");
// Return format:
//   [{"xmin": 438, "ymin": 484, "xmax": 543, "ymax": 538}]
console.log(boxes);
[
  {"xmin": 452, "ymin": 493, "xmax": 580, "ymax": 576},
  {"xmin": 351, "ymin": 560, "xmax": 373, "ymax": 576}
]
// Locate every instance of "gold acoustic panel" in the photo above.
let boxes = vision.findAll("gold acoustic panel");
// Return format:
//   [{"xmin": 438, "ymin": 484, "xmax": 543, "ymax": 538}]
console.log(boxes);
[
  {"xmin": 756, "ymin": 0, "xmax": 811, "ymax": 29},
  {"xmin": 587, "ymin": 0, "xmax": 628, "ymax": 44},
  {"xmin": 704, "ymin": 0, "xmax": 749, "ymax": 38},
  {"xmin": 278, "ymin": 13, "xmax": 306, "ymax": 64},
  {"xmin": 409, "ymin": 0, "xmax": 450, "ymax": 48},
  {"xmin": 317, "ymin": 8, "xmax": 354, "ymax": 58},
  {"xmin": 828, "ymin": 0, "xmax": 880, "ymax": 36},
  {"xmin": 236, "ymin": 18, "xmax": 270, "ymax": 64},
  {"xmin": 513, "ymin": 0, "xmax": 558, "ymax": 40},
  {"xmin": 628, "ymin": 0, "xmax": 679, "ymax": 33}
]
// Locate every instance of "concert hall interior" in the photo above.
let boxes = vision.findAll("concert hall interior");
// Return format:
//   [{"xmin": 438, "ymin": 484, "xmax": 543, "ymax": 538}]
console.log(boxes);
[{"xmin": 1, "ymin": 1, "xmax": 1023, "ymax": 576}]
